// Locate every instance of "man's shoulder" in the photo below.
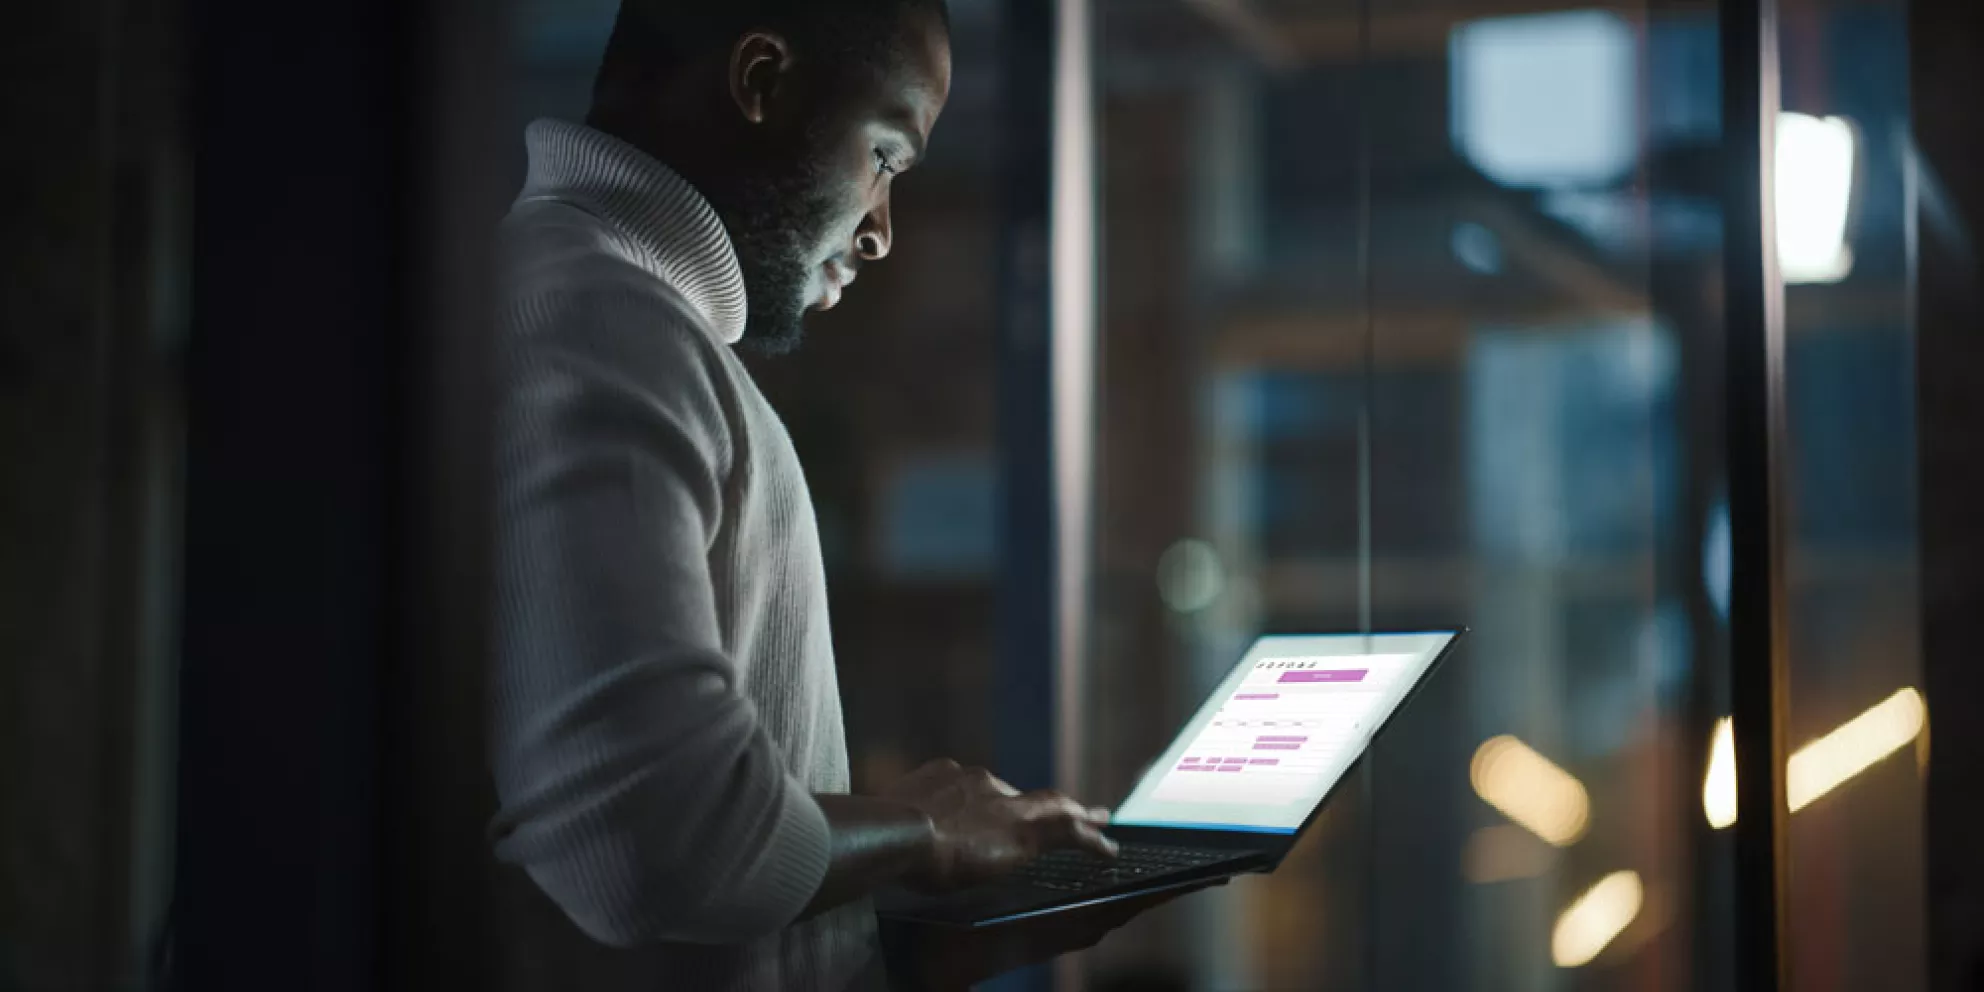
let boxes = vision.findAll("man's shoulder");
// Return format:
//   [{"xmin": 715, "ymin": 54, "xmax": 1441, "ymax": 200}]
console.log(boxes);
[
  {"xmin": 502, "ymin": 199, "xmax": 657, "ymax": 299},
  {"xmin": 498, "ymin": 200, "xmax": 741, "ymax": 417},
  {"xmin": 501, "ymin": 200, "xmax": 722, "ymax": 344}
]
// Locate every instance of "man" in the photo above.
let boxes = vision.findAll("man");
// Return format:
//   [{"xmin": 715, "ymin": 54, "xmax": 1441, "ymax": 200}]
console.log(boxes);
[{"xmin": 490, "ymin": 2, "xmax": 1124, "ymax": 989}]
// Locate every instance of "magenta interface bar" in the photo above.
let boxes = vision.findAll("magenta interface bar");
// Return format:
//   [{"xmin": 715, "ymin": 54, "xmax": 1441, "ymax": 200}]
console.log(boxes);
[{"xmin": 1275, "ymin": 669, "xmax": 1368, "ymax": 684}]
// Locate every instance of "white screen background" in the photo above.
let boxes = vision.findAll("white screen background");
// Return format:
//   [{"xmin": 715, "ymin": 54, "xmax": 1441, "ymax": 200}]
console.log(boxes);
[{"xmin": 1113, "ymin": 632, "xmax": 1455, "ymax": 832}]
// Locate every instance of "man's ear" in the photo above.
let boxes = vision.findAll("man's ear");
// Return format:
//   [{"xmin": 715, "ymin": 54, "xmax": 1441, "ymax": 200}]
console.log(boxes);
[{"xmin": 728, "ymin": 31, "xmax": 793, "ymax": 125}]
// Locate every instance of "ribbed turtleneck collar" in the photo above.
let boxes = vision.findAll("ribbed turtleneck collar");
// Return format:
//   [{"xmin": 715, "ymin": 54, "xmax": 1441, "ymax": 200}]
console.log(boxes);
[{"xmin": 518, "ymin": 118, "xmax": 748, "ymax": 345}]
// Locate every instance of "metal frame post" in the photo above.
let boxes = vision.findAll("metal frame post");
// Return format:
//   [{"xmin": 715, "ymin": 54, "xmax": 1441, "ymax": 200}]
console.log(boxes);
[{"xmin": 1720, "ymin": 0, "xmax": 1792, "ymax": 986}]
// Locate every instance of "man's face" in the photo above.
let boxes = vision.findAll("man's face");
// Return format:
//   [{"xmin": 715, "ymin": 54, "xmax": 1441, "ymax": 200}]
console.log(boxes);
[{"xmin": 717, "ymin": 11, "xmax": 952, "ymax": 354}]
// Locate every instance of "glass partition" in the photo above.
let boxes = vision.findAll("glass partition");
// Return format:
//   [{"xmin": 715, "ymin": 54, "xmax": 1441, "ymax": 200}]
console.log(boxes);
[
  {"xmin": 1776, "ymin": 0, "xmax": 1926, "ymax": 987},
  {"xmin": 1083, "ymin": 0, "xmax": 1755, "ymax": 987}
]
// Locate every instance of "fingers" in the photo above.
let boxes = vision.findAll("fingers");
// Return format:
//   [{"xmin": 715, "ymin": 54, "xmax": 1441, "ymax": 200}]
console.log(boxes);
[
  {"xmin": 971, "ymin": 766, "xmax": 1021, "ymax": 798},
  {"xmin": 894, "ymin": 758, "xmax": 961, "ymax": 793},
  {"xmin": 913, "ymin": 757, "xmax": 962, "ymax": 780},
  {"xmin": 1069, "ymin": 819, "xmax": 1120, "ymax": 858},
  {"xmin": 1020, "ymin": 790, "xmax": 1110, "ymax": 825},
  {"xmin": 914, "ymin": 760, "xmax": 1020, "ymax": 797},
  {"xmin": 1021, "ymin": 792, "xmax": 1120, "ymax": 858}
]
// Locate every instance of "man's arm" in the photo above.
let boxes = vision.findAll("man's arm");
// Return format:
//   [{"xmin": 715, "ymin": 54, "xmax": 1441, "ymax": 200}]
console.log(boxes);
[
  {"xmin": 493, "ymin": 292, "xmax": 1113, "ymax": 945},
  {"xmin": 493, "ymin": 296, "xmax": 833, "ymax": 947},
  {"xmin": 802, "ymin": 795, "xmax": 935, "ymax": 918}
]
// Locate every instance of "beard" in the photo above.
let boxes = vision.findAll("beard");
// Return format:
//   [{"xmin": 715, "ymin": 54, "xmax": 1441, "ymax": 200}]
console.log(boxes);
[{"xmin": 707, "ymin": 126, "xmax": 842, "ymax": 357}]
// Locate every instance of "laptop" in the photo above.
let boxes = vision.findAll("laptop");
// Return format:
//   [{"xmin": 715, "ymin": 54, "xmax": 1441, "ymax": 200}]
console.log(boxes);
[{"xmin": 877, "ymin": 629, "xmax": 1465, "ymax": 928}]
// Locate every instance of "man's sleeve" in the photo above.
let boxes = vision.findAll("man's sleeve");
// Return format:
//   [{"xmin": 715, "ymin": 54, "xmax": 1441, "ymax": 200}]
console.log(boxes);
[{"xmin": 488, "ymin": 287, "xmax": 830, "ymax": 947}]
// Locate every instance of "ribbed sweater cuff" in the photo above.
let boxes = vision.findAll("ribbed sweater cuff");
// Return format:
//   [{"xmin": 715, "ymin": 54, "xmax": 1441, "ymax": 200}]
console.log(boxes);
[{"xmin": 733, "ymin": 777, "xmax": 832, "ymax": 929}]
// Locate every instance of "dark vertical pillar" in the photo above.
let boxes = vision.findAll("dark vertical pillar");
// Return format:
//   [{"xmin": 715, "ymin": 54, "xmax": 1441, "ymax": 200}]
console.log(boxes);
[
  {"xmin": 1, "ymin": 0, "xmax": 186, "ymax": 985},
  {"xmin": 993, "ymin": 2, "xmax": 1056, "ymax": 989},
  {"xmin": 378, "ymin": 1, "xmax": 503, "ymax": 990},
  {"xmin": 1911, "ymin": 1, "xmax": 1984, "ymax": 988},
  {"xmin": 176, "ymin": 1, "xmax": 504, "ymax": 988},
  {"xmin": 173, "ymin": 0, "xmax": 407, "ymax": 988},
  {"xmin": 1720, "ymin": 0, "xmax": 1792, "ymax": 987},
  {"xmin": 995, "ymin": 0, "xmax": 1058, "ymax": 798}
]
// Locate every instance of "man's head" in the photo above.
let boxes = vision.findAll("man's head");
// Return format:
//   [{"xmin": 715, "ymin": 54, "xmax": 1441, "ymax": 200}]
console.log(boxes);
[{"xmin": 590, "ymin": 0, "xmax": 953, "ymax": 354}]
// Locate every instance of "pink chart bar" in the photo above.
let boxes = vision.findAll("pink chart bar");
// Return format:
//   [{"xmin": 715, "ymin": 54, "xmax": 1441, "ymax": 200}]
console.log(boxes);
[{"xmin": 1277, "ymin": 669, "xmax": 1369, "ymax": 684}]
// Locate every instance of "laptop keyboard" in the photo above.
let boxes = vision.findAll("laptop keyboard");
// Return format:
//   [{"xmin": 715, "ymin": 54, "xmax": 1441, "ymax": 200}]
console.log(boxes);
[{"xmin": 1008, "ymin": 843, "xmax": 1234, "ymax": 893}]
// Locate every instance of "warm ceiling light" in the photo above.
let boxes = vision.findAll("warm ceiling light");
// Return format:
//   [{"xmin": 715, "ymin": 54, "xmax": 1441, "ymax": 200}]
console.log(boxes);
[
  {"xmin": 1787, "ymin": 688, "xmax": 1927, "ymax": 812},
  {"xmin": 1552, "ymin": 870, "xmax": 1643, "ymax": 968},
  {"xmin": 1471, "ymin": 735, "xmax": 1591, "ymax": 847},
  {"xmin": 1704, "ymin": 717, "xmax": 1738, "ymax": 829}
]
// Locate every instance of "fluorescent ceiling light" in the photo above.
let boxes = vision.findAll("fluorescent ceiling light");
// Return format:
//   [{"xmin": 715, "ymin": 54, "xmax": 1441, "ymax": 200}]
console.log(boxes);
[{"xmin": 1775, "ymin": 112, "xmax": 1857, "ymax": 284}]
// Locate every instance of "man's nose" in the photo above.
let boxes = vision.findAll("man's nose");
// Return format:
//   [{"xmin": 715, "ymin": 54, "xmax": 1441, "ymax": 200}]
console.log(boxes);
[{"xmin": 856, "ymin": 198, "xmax": 893, "ymax": 261}]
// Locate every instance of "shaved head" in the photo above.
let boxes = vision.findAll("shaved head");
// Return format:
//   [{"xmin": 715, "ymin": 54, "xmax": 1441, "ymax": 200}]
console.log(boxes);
[{"xmin": 603, "ymin": 1, "xmax": 950, "ymax": 85}]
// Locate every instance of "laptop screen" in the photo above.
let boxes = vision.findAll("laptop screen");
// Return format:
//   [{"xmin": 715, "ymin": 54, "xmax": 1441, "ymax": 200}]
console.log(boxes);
[{"xmin": 1113, "ymin": 631, "xmax": 1458, "ymax": 834}]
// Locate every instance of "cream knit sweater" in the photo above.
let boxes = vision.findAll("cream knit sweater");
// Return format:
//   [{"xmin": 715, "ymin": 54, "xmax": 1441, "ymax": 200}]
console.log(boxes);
[{"xmin": 490, "ymin": 118, "xmax": 876, "ymax": 991}]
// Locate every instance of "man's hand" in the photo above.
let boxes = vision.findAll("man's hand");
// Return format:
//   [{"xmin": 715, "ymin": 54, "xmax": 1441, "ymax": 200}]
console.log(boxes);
[
  {"xmin": 883, "ymin": 759, "xmax": 1119, "ymax": 891},
  {"xmin": 801, "ymin": 762, "xmax": 1116, "ymax": 920}
]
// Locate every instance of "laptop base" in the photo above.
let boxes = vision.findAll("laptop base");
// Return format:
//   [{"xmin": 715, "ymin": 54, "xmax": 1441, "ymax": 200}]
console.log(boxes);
[{"xmin": 876, "ymin": 849, "xmax": 1264, "ymax": 928}]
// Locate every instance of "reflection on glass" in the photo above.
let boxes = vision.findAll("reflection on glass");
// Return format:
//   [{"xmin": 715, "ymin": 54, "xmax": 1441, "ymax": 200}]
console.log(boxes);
[
  {"xmin": 1463, "ymin": 824, "xmax": 1558, "ymax": 884},
  {"xmin": 1786, "ymin": 687, "xmax": 1926, "ymax": 813},
  {"xmin": 1449, "ymin": 10, "xmax": 1637, "ymax": 188},
  {"xmin": 1157, "ymin": 538, "xmax": 1228, "ymax": 615},
  {"xmin": 1704, "ymin": 716, "xmax": 1738, "ymax": 829},
  {"xmin": 1778, "ymin": 0, "xmax": 1923, "ymax": 985},
  {"xmin": 1469, "ymin": 735, "xmax": 1591, "ymax": 847},
  {"xmin": 1551, "ymin": 869, "xmax": 1644, "ymax": 968},
  {"xmin": 1703, "ymin": 687, "xmax": 1926, "ymax": 832}
]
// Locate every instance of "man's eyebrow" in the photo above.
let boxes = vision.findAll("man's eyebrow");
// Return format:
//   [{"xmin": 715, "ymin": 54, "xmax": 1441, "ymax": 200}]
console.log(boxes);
[{"xmin": 881, "ymin": 111, "xmax": 927, "ymax": 165}]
